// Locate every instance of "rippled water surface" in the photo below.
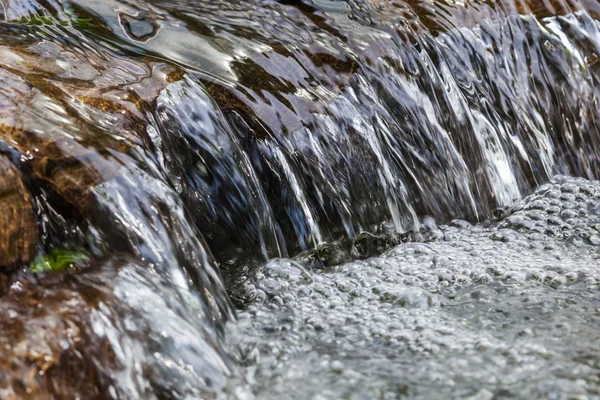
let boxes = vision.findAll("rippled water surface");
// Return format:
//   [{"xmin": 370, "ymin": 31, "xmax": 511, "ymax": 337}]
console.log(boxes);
[{"xmin": 2, "ymin": 0, "xmax": 600, "ymax": 398}]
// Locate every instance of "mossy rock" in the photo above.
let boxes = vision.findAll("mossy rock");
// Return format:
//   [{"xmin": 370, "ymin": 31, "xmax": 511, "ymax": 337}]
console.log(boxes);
[{"xmin": 30, "ymin": 248, "xmax": 88, "ymax": 273}]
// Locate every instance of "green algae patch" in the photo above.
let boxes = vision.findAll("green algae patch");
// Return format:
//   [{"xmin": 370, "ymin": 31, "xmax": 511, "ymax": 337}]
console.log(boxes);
[{"xmin": 30, "ymin": 248, "xmax": 89, "ymax": 273}]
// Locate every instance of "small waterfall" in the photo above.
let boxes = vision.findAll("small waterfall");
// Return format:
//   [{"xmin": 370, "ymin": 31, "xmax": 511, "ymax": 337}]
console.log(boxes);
[
  {"xmin": 152, "ymin": 75, "xmax": 287, "ymax": 259},
  {"xmin": 1, "ymin": 0, "xmax": 600, "ymax": 398}
]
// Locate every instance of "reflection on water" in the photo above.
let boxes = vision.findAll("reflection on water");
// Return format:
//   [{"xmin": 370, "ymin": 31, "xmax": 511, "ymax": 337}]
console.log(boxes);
[{"xmin": 0, "ymin": 0, "xmax": 600, "ymax": 398}]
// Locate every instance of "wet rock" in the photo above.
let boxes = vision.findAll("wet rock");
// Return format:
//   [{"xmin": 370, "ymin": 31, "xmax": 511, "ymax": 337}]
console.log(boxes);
[
  {"xmin": 0, "ymin": 155, "xmax": 37, "ymax": 267},
  {"xmin": 0, "ymin": 258, "xmax": 243, "ymax": 399},
  {"xmin": 0, "ymin": 34, "xmax": 234, "ymax": 328}
]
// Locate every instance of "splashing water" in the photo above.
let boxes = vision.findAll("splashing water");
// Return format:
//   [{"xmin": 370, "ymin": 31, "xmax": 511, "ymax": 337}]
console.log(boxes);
[{"xmin": 1, "ymin": 0, "xmax": 600, "ymax": 398}]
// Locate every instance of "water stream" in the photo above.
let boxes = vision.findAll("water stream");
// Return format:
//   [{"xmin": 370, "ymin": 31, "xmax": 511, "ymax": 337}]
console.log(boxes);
[{"xmin": 1, "ymin": 0, "xmax": 600, "ymax": 398}]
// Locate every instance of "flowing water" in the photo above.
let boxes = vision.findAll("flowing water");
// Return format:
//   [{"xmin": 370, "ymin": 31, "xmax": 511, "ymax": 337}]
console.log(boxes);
[{"xmin": 1, "ymin": 0, "xmax": 600, "ymax": 398}]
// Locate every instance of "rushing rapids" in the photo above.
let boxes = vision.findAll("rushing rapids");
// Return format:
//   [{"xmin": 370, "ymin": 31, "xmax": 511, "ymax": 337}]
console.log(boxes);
[{"xmin": 0, "ymin": 0, "xmax": 600, "ymax": 398}]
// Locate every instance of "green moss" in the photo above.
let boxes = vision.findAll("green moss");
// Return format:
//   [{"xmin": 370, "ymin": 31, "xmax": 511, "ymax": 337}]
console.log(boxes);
[
  {"xmin": 8, "ymin": 6, "xmax": 94, "ymax": 28},
  {"xmin": 30, "ymin": 248, "xmax": 88, "ymax": 273},
  {"xmin": 13, "ymin": 15, "xmax": 93, "ymax": 28}
]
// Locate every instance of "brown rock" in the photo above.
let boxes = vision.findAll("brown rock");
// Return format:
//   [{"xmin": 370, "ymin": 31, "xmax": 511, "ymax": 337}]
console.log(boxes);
[
  {"xmin": 0, "ymin": 155, "xmax": 38, "ymax": 267},
  {"xmin": 0, "ymin": 259, "xmax": 238, "ymax": 400}
]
